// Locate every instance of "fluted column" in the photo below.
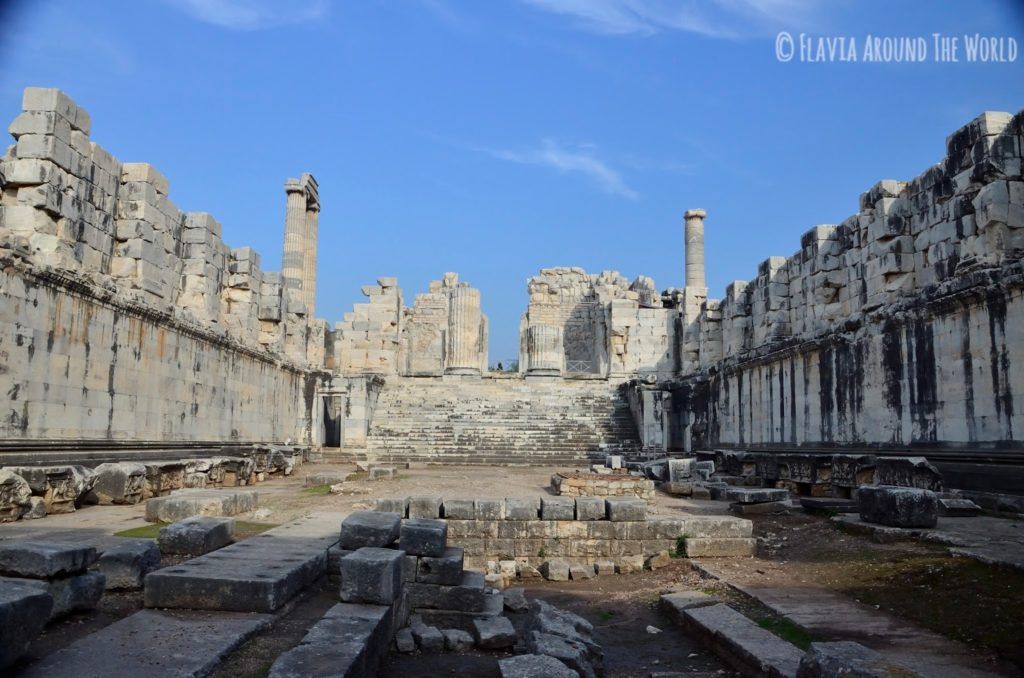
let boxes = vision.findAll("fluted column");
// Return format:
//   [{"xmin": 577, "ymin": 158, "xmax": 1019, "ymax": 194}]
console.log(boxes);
[
  {"xmin": 445, "ymin": 286, "xmax": 482, "ymax": 375},
  {"xmin": 302, "ymin": 205, "xmax": 319, "ymax": 315},
  {"xmin": 282, "ymin": 179, "xmax": 307, "ymax": 298},
  {"xmin": 526, "ymin": 324, "xmax": 563, "ymax": 376},
  {"xmin": 684, "ymin": 208, "xmax": 707, "ymax": 289}
]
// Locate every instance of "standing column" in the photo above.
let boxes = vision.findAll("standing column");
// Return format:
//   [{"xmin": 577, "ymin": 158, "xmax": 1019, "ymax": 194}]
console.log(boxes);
[
  {"xmin": 445, "ymin": 286, "xmax": 482, "ymax": 375},
  {"xmin": 302, "ymin": 204, "xmax": 319, "ymax": 315},
  {"xmin": 684, "ymin": 208, "xmax": 707, "ymax": 289},
  {"xmin": 526, "ymin": 324, "xmax": 563, "ymax": 376},
  {"xmin": 282, "ymin": 179, "xmax": 307, "ymax": 297}
]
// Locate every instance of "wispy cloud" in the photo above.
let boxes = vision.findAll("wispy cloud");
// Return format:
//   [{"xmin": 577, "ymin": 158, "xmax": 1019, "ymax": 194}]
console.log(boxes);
[
  {"xmin": 165, "ymin": 0, "xmax": 329, "ymax": 30},
  {"xmin": 479, "ymin": 139, "xmax": 639, "ymax": 199},
  {"xmin": 520, "ymin": 0, "xmax": 824, "ymax": 39}
]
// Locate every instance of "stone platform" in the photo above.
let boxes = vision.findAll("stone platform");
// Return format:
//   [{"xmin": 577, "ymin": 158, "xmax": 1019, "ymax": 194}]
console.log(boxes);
[{"xmin": 144, "ymin": 512, "xmax": 341, "ymax": 612}]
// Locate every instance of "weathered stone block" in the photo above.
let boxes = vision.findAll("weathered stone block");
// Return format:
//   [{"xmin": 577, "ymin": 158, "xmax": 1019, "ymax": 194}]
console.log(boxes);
[
  {"xmin": 0, "ymin": 541, "xmax": 96, "ymax": 578},
  {"xmin": 0, "ymin": 471, "xmax": 32, "ymax": 522},
  {"xmin": 797, "ymin": 641, "xmax": 920, "ymax": 677},
  {"xmin": 724, "ymin": 487, "xmax": 790, "ymax": 504},
  {"xmin": 369, "ymin": 466, "xmax": 396, "ymax": 481},
  {"xmin": 605, "ymin": 498, "xmax": 646, "ymax": 522},
  {"xmin": 541, "ymin": 496, "xmax": 575, "ymax": 521},
  {"xmin": 145, "ymin": 489, "xmax": 257, "ymax": 522},
  {"xmin": 158, "ymin": 516, "xmax": 235, "ymax": 556},
  {"xmin": 304, "ymin": 472, "xmax": 348, "ymax": 487},
  {"xmin": 442, "ymin": 628, "xmax": 474, "ymax": 651},
  {"xmin": 472, "ymin": 615, "xmax": 516, "ymax": 649},
  {"xmin": 0, "ymin": 581, "xmax": 52, "ymax": 669},
  {"xmin": 375, "ymin": 497, "xmax": 408, "ymax": 516},
  {"xmin": 684, "ymin": 537, "xmax": 756, "ymax": 557},
  {"xmin": 88, "ymin": 462, "xmax": 146, "ymax": 505},
  {"xmin": 339, "ymin": 547, "xmax": 404, "ymax": 605},
  {"xmin": 412, "ymin": 622, "xmax": 445, "ymax": 652},
  {"xmin": 574, "ymin": 497, "xmax": 605, "ymax": 521},
  {"xmin": 858, "ymin": 485, "xmax": 938, "ymax": 528},
  {"xmin": 499, "ymin": 653, "xmax": 579, "ymax": 678},
  {"xmin": 475, "ymin": 499, "xmax": 504, "ymax": 520},
  {"xmin": 569, "ymin": 563, "xmax": 595, "ymax": 580},
  {"xmin": 873, "ymin": 457, "xmax": 943, "ymax": 491},
  {"xmin": 669, "ymin": 458, "xmax": 696, "ymax": 482},
  {"xmin": 400, "ymin": 518, "xmax": 448, "ymax": 557},
  {"xmin": 506, "ymin": 497, "xmax": 540, "ymax": 520},
  {"xmin": 938, "ymin": 497, "xmax": 981, "ymax": 517},
  {"xmin": 528, "ymin": 631, "xmax": 593, "ymax": 677},
  {"xmin": 416, "ymin": 547, "xmax": 464, "ymax": 586},
  {"xmin": 97, "ymin": 539, "xmax": 160, "ymax": 590},
  {"xmin": 408, "ymin": 496, "xmax": 442, "ymax": 519},
  {"xmin": 540, "ymin": 559, "xmax": 570, "ymax": 581},
  {"xmin": 339, "ymin": 511, "xmax": 402, "ymax": 550},
  {"xmin": 405, "ymin": 571, "xmax": 487, "ymax": 612},
  {"xmin": 442, "ymin": 498, "xmax": 476, "ymax": 520}
]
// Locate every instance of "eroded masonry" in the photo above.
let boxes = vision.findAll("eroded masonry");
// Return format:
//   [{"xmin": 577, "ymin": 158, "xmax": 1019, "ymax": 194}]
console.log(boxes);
[{"xmin": 1, "ymin": 88, "xmax": 1023, "ymax": 500}]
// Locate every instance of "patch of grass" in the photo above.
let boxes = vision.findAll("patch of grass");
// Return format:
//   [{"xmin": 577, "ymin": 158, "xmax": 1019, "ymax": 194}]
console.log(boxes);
[
  {"xmin": 347, "ymin": 471, "xmax": 369, "ymax": 481},
  {"xmin": 114, "ymin": 523, "xmax": 166, "ymax": 539},
  {"xmin": 235, "ymin": 521, "xmax": 277, "ymax": 537},
  {"xmin": 303, "ymin": 484, "xmax": 332, "ymax": 495},
  {"xmin": 538, "ymin": 547, "xmax": 546, "ymax": 558},
  {"xmin": 670, "ymin": 535, "xmax": 689, "ymax": 558},
  {"xmin": 754, "ymin": 616, "xmax": 814, "ymax": 650},
  {"xmin": 595, "ymin": 609, "xmax": 617, "ymax": 622}
]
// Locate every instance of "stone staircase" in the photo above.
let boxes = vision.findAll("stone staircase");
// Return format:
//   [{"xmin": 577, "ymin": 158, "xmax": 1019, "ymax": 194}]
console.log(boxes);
[{"xmin": 362, "ymin": 377, "xmax": 641, "ymax": 465}]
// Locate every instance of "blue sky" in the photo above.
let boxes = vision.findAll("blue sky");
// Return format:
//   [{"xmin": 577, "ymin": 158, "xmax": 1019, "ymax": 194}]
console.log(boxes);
[{"xmin": 1, "ymin": 0, "xmax": 1022, "ymax": 362}]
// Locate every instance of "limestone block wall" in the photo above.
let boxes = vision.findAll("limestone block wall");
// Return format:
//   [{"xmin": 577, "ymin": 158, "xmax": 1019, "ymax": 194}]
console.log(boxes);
[
  {"xmin": 632, "ymin": 108, "xmax": 1024, "ymax": 460},
  {"xmin": 0, "ymin": 87, "xmax": 323, "ymax": 446}
]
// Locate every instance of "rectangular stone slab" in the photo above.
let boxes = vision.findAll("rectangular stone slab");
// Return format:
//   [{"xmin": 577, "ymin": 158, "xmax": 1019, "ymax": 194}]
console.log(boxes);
[
  {"xmin": 0, "ymin": 542, "xmax": 96, "ymax": 579},
  {"xmin": 144, "ymin": 513, "xmax": 340, "ymax": 613},
  {"xmin": 681, "ymin": 603, "xmax": 803, "ymax": 677},
  {"xmin": 269, "ymin": 603, "xmax": 392, "ymax": 678},
  {"xmin": 724, "ymin": 487, "xmax": 790, "ymax": 504},
  {"xmin": 17, "ymin": 609, "xmax": 272, "ymax": 678},
  {"xmin": 144, "ymin": 489, "xmax": 257, "ymax": 522}
]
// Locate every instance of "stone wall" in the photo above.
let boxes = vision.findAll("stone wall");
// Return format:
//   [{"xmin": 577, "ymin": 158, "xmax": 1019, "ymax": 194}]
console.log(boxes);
[
  {"xmin": 630, "ymin": 109, "xmax": 1024, "ymax": 461},
  {"xmin": 0, "ymin": 88, "xmax": 323, "ymax": 447}
]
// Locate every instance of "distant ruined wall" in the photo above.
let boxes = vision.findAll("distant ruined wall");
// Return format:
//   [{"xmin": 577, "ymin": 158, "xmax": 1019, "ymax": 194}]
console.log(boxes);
[
  {"xmin": 0, "ymin": 88, "xmax": 324, "ymax": 446},
  {"xmin": 635, "ymin": 109, "xmax": 1024, "ymax": 456}
]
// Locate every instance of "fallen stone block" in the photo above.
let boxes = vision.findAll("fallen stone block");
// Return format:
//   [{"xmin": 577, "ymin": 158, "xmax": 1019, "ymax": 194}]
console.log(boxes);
[
  {"xmin": 304, "ymin": 472, "xmax": 348, "ymax": 487},
  {"xmin": 617, "ymin": 555, "xmax": 645, "ymax": 573},
  {"xmin": 605, "ymin": 498, "xmax": 646, "ymax": 521},
  {"xmin": 574, "ymin": 497, "xmax": 605, "ymax": 521},
  {"xmin": 682, "ymin": 603, "xmax": 803, "ymax": 678},
  {"xmin": 0, "ymin": 580, "xmax": 52, "ymax": 669},
  {"xmin": 668, "ymin": 458, "xmax": 696, "ymax": 482},
  {"xmin": 541, "ymin": 497, "xmax": 576, "ymax": 521},
  {"xmin": 145, "ymin": 489, "xmax": 257, "ymax": 522},
  {"xmin": 938, "ymin": 497, "xmax": 981, "ymax": 517},
  {"xmin": 268, "ymin": 603, "xmax": 391, "ymax": 678},
  {"xmin": 87, "ymin": 462, "xmax": 146, "ymax": 505},
  {"xmin": 97, "ymin": 539, "xmax": 160, "ymax": 590},
  {"xmin": 472, "ymin": 615, "xmax": 516, "ymax": 649},
  {"xmin": 724, "ymin": 487, "xmax": 790, "ymax": 504},
  {"xmin": 476, "ymin": 498, "xmax": 505, "ymax": 520},
  {"xmin": 731, "ymin": 500, "xmax": 790, "ymax": 515},
  {"xmin": 0, "ymin": 541, "xmax": 96, "ymax": 578},
  {"xmin": 684, "ymin": 537, "xmax": 756, "ymax": 558},
  {"xmin": 499, "ymin": 653, "xmax": 580, "ymax": 678},
  {"xmin": 442, "ymin": 627, "xmax": 474, "ymax": 651},
  {"xmin": 595, "ymin": 560, "xmax": 615, "ymax": 576},
  {"xmin": 799, "ymin": 497, "xmax": 859, "ymax": 514},
  {"xmin": 400, "ymin": 517, "xmax": 448, "ymax": 557},
  {"xmin": 369, "ymin": 466, "xmax": 396, "ymax": 481},
  {"xmin": 645, "ymin": 551, "xmax": 672, "ymax": 570},
  {"xmin": 873, "ymin": 456, "xmax": 942, "ymax": 491},
  {"xmin": 46, "ymin": 571, "xmax": 106, "ymax": 618},
  {"xmin": 661, "ymin": 481, "xmax": 694, "ymax": 497},
  {"xmin": 159, "ymin": 516, "xmax": 235, "ymax": 556},
  {"xmin": 540, "ymin": 559, "xmax": 570, "ymax": 582},
  {"xmin": 529, "ymin": 630, "xmax": 595, "ymax": 678},
  {"xmin": 506, "ymin": 497, "xmax": 540, "ymax": 520},
  {"xmin": 395, "ymin": 627, "xmax": 416, "ymax": 652},
  {"xmin": 442, "ymin": 498, "xmax": 476, "ymax": 520},
  {"xmin": 340, "ymin": 510, "xmax": 402, "ymax": 550},
  {"xmin": 340, "ymin": 547, "xmax": 404, "ymax": 605},
  {"xmin": 408, "ymin": 496, "xmax": 442, "ymax": 519},
  {"xmin": 412, "ymin": 622, "xmax": 445, "ymax": 652},
  {"xmin": 798, "ymin": 640, "xmax": 921, "ymax": 677},
  {"xmin": 503, "ymin": 587, "xmax": 528, "ymax": 612},
  {"xmin": 858, "ymin": 485, "xmax": 939, "ymax": 528},
  {"xmin": 0, "ymin": 470, "xmax": 32, "ymax": 522},
  {"xmin": 375, "ymin": 497, "xmax": 408, "ymax": 516},
  {"xmin": 569, "ymin": 563, "xmax": 595, "ymax": 580},
  {"xmin": 416, "ymin": 546, "xmax": 464, "ymax": 585},
  {"xmin": 327, "ymin": 545, "xmax": 354, "ymax": 576}
]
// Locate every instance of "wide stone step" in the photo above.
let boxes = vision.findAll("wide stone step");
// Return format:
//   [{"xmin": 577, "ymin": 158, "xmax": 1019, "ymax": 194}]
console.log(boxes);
[
  {"xmin": 19, "ymin": 609, "xmax": 272, "ymax": 677},
  {"xmin": 676, "ymin": 603, "xmax": 803, "ymax": 678},
  {"xmin": 144, "ymin": 512, "xmax": 341, "ymax": 613}
]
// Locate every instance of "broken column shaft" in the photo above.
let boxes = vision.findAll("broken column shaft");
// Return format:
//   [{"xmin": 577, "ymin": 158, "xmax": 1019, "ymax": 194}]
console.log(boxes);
[{"xmin": 684, "ymin": 208, "xmax": 707, "ymax": 289}]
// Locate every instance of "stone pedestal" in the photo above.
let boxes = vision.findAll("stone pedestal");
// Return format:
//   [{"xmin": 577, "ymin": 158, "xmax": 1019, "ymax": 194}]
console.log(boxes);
[
  {"xmin": 445, "ymin": 286, "xmax": 482, "ymax": 376},
  {"xmin": 526, "ymin": 324, "xmax": 562, "ymax": 377}
]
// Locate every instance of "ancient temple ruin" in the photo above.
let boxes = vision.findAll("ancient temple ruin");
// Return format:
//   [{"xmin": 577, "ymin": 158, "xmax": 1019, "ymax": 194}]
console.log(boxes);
[{"xmin": 0, "ymin": 87, "xmax": 1022, "ymax": 500}]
